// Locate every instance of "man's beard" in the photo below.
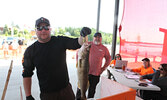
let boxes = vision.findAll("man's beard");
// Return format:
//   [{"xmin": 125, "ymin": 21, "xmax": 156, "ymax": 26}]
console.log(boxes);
[{"xmin": 94, "ymin": 41, "xmax": 100, "ymax": 45}]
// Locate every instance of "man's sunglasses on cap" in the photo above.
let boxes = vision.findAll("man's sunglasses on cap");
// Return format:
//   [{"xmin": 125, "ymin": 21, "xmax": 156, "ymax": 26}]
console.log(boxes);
[{"xmin": 37, "ymin": 26, "xmax": 49, "ymax": 31}]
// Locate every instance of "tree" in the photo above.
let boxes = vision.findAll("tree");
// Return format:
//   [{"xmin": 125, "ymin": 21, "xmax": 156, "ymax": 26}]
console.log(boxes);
[
  {"xmin": 52, "ymin": 27, "xmax": 114, "ymax": 44},
  {"xmin": 58, "ymin": 27, "xmax": 65, "ymax": 35},
  {"xmin": 24, "ymin": 29, "xmax": 29, "ymax": 35},
  {"xmin": 0, "ymin": 24, "xmax": 116, "ymax": 45},
  {"xmin": 18, "ymin": 32, "xmax": 23, "ymax": 37},
  {"xmin": 54, "ymin": 28, "xmax": 59, "ymax": 36},
  {"xmin": 5, "ymin": 31, "xmax": 9, "ymax": 36},
  {"xmin": 88, "ymin": 28, "xmax": 96, "ymax": 41},
  {"xmin": 3, "ymin": 24, "xmax": 9, "ymax": 34},
  {"xmin": 13, "ymin": 27, "xmax": 18, "ymax": 35}
]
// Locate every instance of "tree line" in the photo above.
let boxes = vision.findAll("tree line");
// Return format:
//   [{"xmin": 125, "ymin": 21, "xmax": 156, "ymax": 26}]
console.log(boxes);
[{"xmin": 1, "ymin": 24, "xmax": 120, "ymax": 44}]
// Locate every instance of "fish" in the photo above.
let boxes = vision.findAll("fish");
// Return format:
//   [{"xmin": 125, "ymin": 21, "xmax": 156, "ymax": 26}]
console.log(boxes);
[{"xmin": 77, "ymin": 43, "xmax": 91, "ymax": 100}]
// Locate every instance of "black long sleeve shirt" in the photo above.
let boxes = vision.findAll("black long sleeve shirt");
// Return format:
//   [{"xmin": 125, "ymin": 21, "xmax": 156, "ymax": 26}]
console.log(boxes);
[
  {"xmin": 22, "ymin": 36, "xmax": 81, "ymax": 93},
  {"xmin": 142, "ymin": 70, "xmax": 167, "ymax": 96}
]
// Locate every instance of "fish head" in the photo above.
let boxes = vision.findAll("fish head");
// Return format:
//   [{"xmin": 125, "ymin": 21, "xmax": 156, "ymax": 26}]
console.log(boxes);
[{"xmin": 82, "ymin": 43, "xmax": 91, "ymax": 52}]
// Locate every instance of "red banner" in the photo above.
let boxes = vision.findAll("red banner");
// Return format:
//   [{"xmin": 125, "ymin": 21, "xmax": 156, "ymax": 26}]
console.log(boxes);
[{"xmin": 119, "ymin": 0, "xmax": 167, "ymax": 69}]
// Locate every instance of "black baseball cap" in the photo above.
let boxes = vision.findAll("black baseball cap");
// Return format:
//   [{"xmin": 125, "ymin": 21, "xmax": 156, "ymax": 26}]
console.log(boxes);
[
  {"xmin": 35, "ymin": 17, "xmax": 50, "ymax": 27},
  {"xmin": 94, "ymin": 32, "xmax": 102, "ymax": 37},
  {"xmin": 142, "ymin": 58, "xmax": 150, "ymax": 62}
]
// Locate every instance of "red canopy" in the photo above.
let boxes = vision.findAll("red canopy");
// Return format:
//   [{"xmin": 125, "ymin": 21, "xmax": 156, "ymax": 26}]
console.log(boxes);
[{"xmin": 119, "ymin": 0, "xmax": 167, "ymax": 69}]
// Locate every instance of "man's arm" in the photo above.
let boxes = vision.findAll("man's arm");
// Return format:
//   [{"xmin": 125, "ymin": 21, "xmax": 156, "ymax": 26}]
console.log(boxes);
[
  {"xmin": 141, "ymin": 73, "xmax": 154, "ymax": 80},
  {"xmin": 101, "ymin": 49, "xmax": 111, "ymax": 73},
  {"xmin": 131, "ymin": 67, "xmax": 141, "ymax": 73},
  {"xmin": 22, "ymin": 46, "xmax": 35, "ymax": 100},
  {"xmin": 23, "ymin": 77, "xmax": 32, "ymax": 96},
  {"xmin": 151, "ymin": 70, "xmax": 162, "ymax": 85}
]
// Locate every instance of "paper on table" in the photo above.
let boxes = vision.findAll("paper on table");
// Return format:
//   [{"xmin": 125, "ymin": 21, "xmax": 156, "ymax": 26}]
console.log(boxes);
[
  {"xmin": 124, "ymin": 74, "xmax": 140, "ymax": 79},
  {"xmin": 115, "ymin": 69, "xmax": 123, "ymax": 72},
  {"xmin": 126, "ymin": 71, "xmax": 138, "ymax": 75},
  {"xmin": 115, "ymin": 69, "xmax": 125, "ymax": 73},
  {"xmin": 135, "ymin": 79, "xmax": 151, "ymax": 83},
  {"xmin": 148, "ymin": 83, "xmax": 154, "ymax": 86}
]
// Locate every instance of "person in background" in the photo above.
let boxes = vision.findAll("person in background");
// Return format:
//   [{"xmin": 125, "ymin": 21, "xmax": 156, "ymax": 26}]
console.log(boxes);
[
  {"xmin": 76, "ymin": 32, "xmax": 111, "ymax": 99},
  {"xmin": 129, "ymin": 58, "xmax": 154, "ymax": 75},
  {"xmin": 128, "ymin": 58, "xmax": 154, "ymax": 98},
  {"xmin": 2, "ymin": 40, "xmax": 9, "ymax": 59},
  {"xmin": 88, "ymin": 32, "xmax": 111, "ymax": 98},
  {"xmin": 110, "ymin": 54, "xmax": 122, "ymax": 67},
  {"xmin": 139, "ymin": 63, "xmax": 167, "ymax": 100},
  {"xmin": 2, "ymin": 39, "xmax": 5, "ymax": 45},
  {"xmin": 11, "ymin": 39, "xmax": 19, "ymax": 57},
  {"xmin": 107, "ymin": 54, "xmax": 122, "ymax": 79},
  {"xmin": 18, "ymin": 38, "xmax": 24, "ymax": 54},
  {"xmin": 22, "ymin": 17, "xmax": 91, "ymax": 100}
]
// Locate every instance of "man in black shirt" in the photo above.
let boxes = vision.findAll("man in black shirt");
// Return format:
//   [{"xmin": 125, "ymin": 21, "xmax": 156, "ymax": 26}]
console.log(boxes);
[{"xmin": 22, "ymin": 17, "xmax": 91, "ymax": 100}]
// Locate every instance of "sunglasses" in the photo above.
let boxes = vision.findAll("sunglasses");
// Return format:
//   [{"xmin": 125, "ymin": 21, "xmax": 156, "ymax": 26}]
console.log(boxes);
[
  {"xmin": 158, "ymin": 67, "xmax": 163, "ymax": 71},
  {"xmin": 116, "ymin": 56, "xmax": 120, "ymax": 58},
  {"xmin": 37, "ymin": 26, "xmax": 49, "ymax": 31}
]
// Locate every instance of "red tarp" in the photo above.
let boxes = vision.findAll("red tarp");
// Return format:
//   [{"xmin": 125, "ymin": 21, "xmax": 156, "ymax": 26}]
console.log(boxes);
[{"xmin": 119, "ymin": 0, "xmax": 167, "ymax": 69}]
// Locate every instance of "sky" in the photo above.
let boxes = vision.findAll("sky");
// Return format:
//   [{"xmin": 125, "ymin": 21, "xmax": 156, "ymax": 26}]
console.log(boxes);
[{"xmin": 0, "ymin": 0, "xmax": 123, "ymax": 33}]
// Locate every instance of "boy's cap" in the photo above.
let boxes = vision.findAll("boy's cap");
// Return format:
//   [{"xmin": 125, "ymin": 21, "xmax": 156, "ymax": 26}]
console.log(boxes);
[
  {"xmin": 35, "ymin": 17, "xmax": 50, "ymax": 27},
  {"xmin": 94, "ymin": 32, "xmax": 102, "ymax": 37},
  {"xmin": 142, "ymin": 58, "xmax": 150, "ymax": 62}
]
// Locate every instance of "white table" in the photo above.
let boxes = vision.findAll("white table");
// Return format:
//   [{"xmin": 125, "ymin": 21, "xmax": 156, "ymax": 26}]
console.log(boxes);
[{"xmin": 108, "ymin": 67, "xmax": 161, "ymax": 91}]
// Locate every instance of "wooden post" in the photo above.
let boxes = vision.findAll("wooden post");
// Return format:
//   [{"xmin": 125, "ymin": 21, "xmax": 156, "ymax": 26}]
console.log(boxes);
[{"xmin": 1, "ymin": 60, "xmax": 13, "ymax": 100}]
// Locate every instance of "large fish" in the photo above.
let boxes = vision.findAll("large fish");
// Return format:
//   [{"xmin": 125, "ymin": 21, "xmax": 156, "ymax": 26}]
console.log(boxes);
[{"xmin": 77, "ymin": 43, "xmax": 91, "ymax": 100}]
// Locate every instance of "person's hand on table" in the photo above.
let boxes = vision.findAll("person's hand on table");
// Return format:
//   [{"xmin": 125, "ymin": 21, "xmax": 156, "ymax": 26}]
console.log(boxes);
[
  {"xmin": 126, "ymin": 67, "xmax": 132, "ymax": 71},
  {"xmin": 139, "ymin": 76, "xmax": 143, "ymax": 80},
  {"xmin": 110, "ymin": 64, "xmax": 114, "ymax": 68},
  {"xmin": 138, "ymin": 83, "xmax": 148, "ymax": 87}
]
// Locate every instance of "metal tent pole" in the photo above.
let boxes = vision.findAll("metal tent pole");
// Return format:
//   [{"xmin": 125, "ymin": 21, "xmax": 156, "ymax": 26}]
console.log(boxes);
[
  {"xmin": 111, "ymin": 0, "xmax": 120, "ymax": 59},
  {"xmin": 96, "ymin": 0, "xmax": 101, "ymax": 32}
]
